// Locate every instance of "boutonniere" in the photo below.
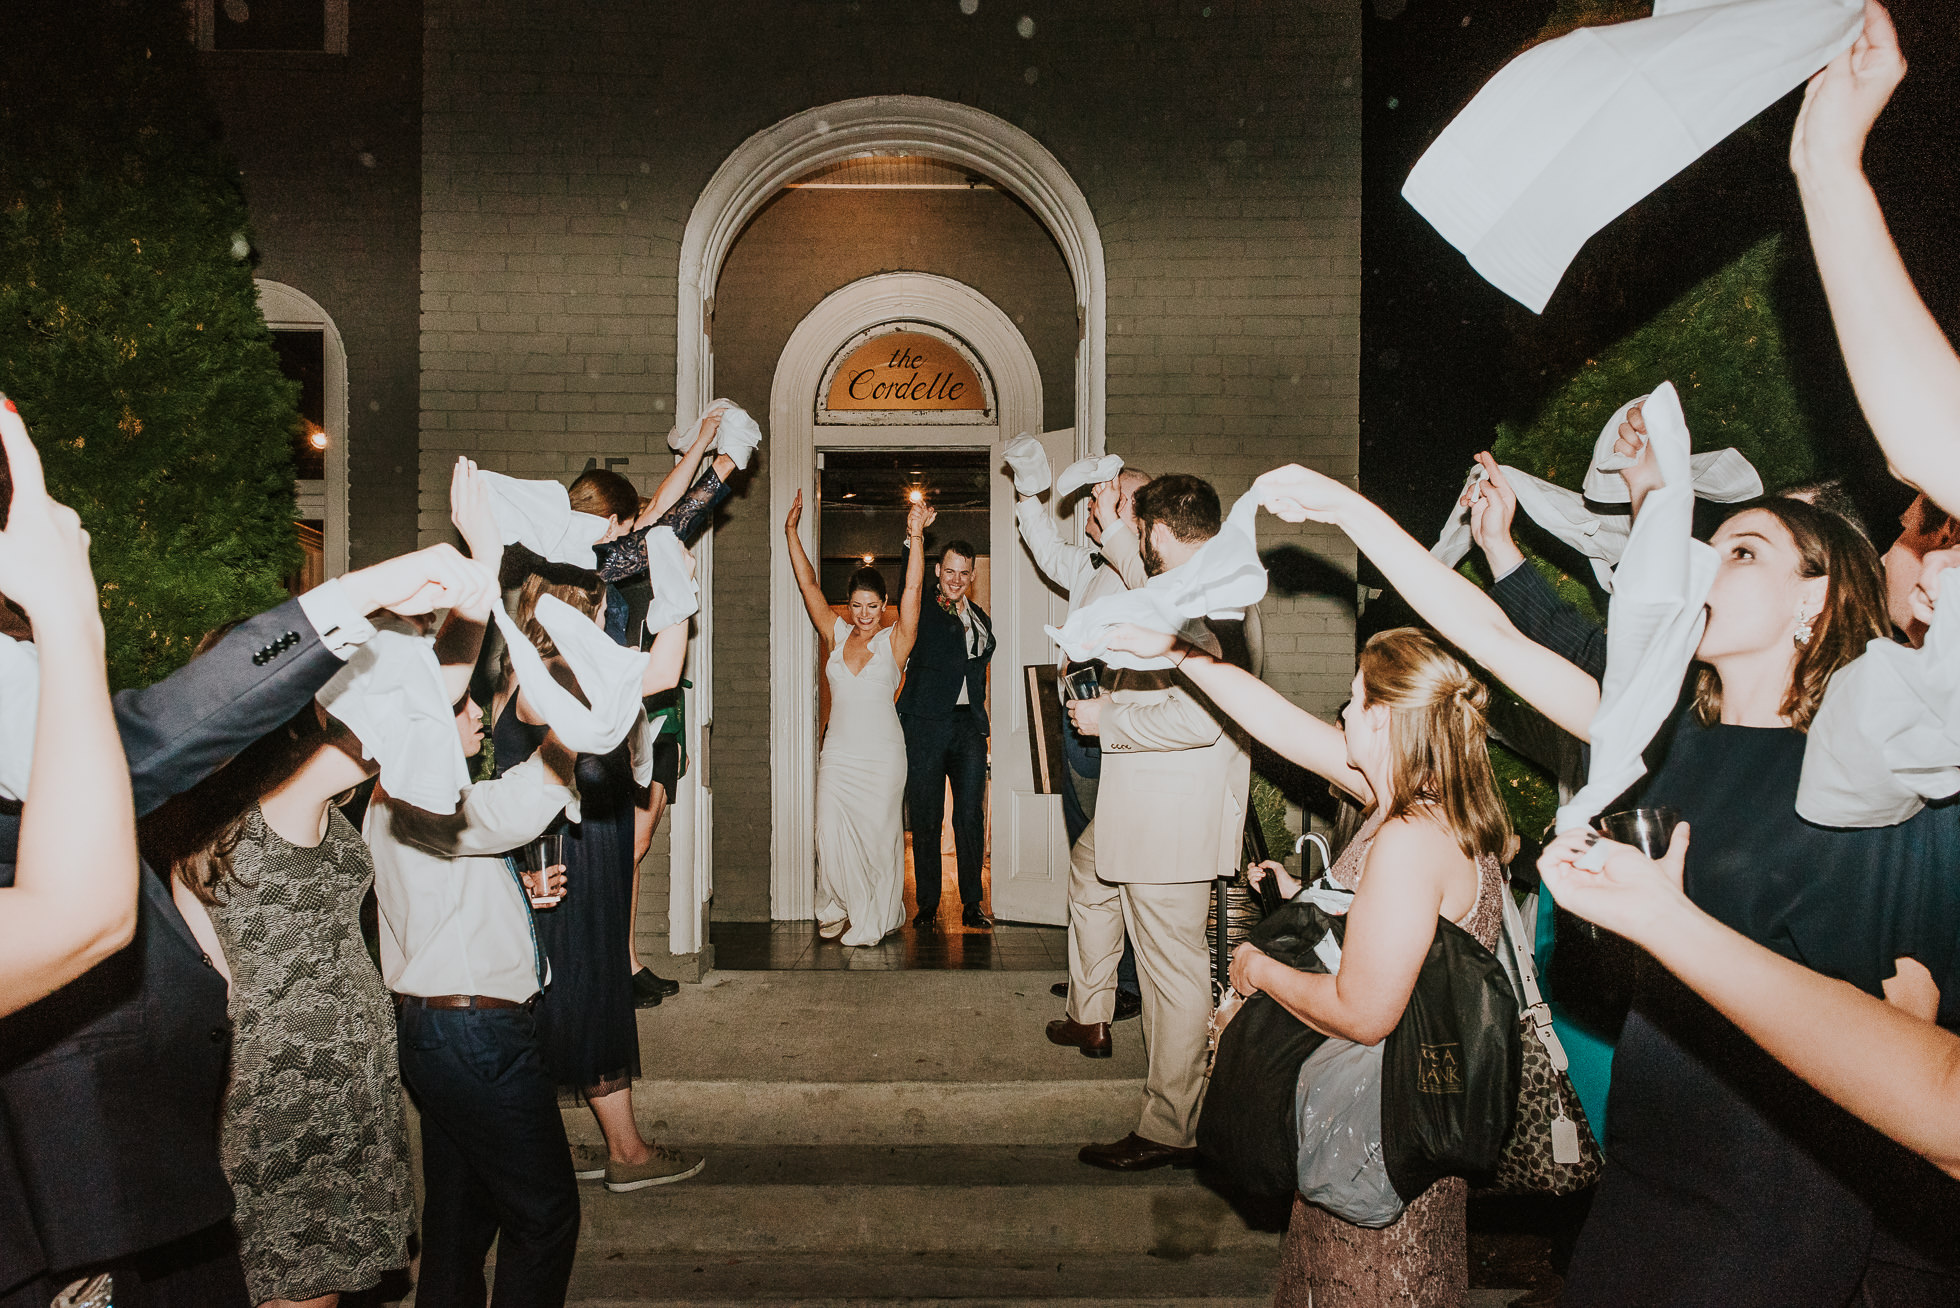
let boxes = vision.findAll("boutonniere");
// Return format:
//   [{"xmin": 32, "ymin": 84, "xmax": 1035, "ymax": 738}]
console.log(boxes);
[{"xmin": 937, "ymin": 594, "xmax": 959, "ymax": 617}]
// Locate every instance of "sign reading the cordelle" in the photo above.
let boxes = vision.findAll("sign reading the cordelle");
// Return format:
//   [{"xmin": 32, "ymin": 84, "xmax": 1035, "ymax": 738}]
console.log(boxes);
[{"xmin": 826, "ymin": 332, "xmax": 986, "ymax": 411}]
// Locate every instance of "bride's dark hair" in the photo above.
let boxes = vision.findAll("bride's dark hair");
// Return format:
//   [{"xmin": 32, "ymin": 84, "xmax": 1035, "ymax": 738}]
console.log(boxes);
[{"xmin": 846, "ymin": 566, "xmax": 888, "ymax": 602}]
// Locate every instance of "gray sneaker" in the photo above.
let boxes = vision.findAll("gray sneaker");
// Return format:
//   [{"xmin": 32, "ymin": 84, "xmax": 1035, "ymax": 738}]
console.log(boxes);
[
  {"xmin": 604, "ymin": 1145, "xmax": 706, "ymax": 1192},
  {"xmin": 570, "ymin": 1142, "xmax": 607, "ymax": 1181}
]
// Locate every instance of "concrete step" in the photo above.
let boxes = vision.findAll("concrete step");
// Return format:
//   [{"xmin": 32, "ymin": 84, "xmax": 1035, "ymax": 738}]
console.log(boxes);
[
  {"xmin": 563, "ymin": 1252, "xmax": 1529, "ymax": 1305},
  {"xmin": 574, "ymin": 1146, "xmax": 1286, "ymax": 1259}
]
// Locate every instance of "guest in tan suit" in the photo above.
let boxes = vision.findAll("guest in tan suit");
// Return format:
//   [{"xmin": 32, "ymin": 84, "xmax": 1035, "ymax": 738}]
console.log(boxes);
[{"xmin": 1048, "ymin": 474, "xmax": 1257, "ymax": 1170}]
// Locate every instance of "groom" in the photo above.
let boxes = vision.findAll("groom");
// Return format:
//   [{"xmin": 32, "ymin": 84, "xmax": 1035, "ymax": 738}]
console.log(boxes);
[{"xmin": 897, "ymin": 539, "xmax": 996, "ymax": 930}]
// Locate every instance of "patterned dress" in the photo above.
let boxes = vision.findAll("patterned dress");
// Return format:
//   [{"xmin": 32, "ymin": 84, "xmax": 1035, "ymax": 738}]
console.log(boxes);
[
  {"xmin": 204, "ymin": 805, "xmax": 411, "ymax": 1303},
  {"xmin": 1272, "ymin": 808, "xmax": 1505, "ymax": 1308}
]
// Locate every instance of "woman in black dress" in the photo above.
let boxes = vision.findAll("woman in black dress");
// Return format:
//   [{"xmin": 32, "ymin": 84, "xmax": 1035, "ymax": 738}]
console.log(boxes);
[
  {"xmin": 1257, "ymin": 464, "xmax": 1960, "ymax": 1305},
  {"xmin": 494, "ymin": 571, "xmax": 704, "ymax": 1193}
]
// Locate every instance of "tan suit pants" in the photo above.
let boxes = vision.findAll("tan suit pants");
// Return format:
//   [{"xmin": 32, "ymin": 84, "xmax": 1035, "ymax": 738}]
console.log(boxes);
[{"xmin": 1065, "ymin": 820, "xmax": 1212, "ymax": 1149}]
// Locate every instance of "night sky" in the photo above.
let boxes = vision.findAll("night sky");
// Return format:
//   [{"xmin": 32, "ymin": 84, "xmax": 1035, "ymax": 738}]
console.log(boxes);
[{"xmin": 1359, "ymin": 0, "xmax": 1960, "ymax": 565}]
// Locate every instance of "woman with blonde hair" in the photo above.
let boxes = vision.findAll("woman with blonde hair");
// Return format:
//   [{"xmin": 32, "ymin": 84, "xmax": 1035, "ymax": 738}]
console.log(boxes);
[
  {"xmin": 1105, "ymin": 623, "xmax": 1510, "ymax": 1307},
  {"xmin": 1251, "ymin": 461, "xmax": 1960, "ymax": 1305}
]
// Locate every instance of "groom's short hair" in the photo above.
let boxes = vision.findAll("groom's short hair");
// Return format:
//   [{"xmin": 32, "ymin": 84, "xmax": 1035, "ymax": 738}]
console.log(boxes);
[
  {"xmin": 1133, "ymin": 473, "xmax": 1220, "ymax": 545},
  {"xmin": 937, "ymin": 539, "xmax": 977, "ymax": 566}
]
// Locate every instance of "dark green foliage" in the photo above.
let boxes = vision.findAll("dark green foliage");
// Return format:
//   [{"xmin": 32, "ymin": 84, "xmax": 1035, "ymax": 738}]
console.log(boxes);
[
  {"xmin": 1248, "ymin": 771, "xmax": 1291, "ymax": 864},
  {"xmin": 1493, "ymin": 236, "xmax": 1816, "ymax": 494},
  {"xmin": 0, "ymin": 2, "xmax": 301, "ymax": 689}
]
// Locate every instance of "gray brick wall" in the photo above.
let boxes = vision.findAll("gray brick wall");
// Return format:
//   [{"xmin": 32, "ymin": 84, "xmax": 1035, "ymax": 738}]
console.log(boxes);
[{"xmin": 415, "ymin": 0, "xmax": 1358, "ymax": 936}]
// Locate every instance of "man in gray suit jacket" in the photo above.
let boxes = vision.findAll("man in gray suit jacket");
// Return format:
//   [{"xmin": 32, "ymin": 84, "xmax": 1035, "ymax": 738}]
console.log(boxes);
[{"xmin": 1050, "ymin": 474, "xmax": 1258, "ymax": 1170}]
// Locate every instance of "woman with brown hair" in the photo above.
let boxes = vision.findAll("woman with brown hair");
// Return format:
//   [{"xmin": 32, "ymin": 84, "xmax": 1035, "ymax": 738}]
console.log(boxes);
[
  {"xmin": 1252, "ymin": 462, "xmax": 1960, "ymax": 1306},
  {"xmin": 1106, "ymin": 622, "xmax": 1511, "ymax": 1306},
  {"xmin": 491, "ymin": 567, "xmax": 701, "ymax": 1192}
]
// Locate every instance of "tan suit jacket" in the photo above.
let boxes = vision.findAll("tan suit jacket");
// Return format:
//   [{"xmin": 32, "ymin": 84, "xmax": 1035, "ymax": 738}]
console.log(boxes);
[{"xmin": 1092, "ymin": 616, "xmax": 1255, "ymax": 886}]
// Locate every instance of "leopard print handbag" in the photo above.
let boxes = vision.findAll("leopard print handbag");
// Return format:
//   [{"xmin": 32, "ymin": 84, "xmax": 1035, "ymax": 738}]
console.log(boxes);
[{"xmin": 1485, "ymin": 886, "xmax": 1604, "ymax": 1195}]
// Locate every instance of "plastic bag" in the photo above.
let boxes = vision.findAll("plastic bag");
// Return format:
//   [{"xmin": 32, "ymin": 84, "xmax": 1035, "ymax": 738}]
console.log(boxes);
[
  {"xmin": 1295, "ymin": 1037, "xmax": 1403, "ymax": 1228},
  {"xmin": 1381, "ymin": 917, "xmax": 1521, "ymax": 1200}
]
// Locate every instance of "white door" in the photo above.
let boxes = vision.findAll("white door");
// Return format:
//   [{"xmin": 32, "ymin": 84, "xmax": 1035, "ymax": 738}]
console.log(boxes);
[{"xmin": 987, "ymin": 427, "xmax": 1079, "ymax": 926}]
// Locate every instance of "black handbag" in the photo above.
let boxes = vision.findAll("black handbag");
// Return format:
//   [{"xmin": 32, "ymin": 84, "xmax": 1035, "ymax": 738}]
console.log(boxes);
[
  {"xmin": 1196, "ymin": 893, "xmax": 1347, "ymax": 1194},
  {"xmin": 1381, "ymin": 916, "xmax": 1521, "ymax": 1200}
]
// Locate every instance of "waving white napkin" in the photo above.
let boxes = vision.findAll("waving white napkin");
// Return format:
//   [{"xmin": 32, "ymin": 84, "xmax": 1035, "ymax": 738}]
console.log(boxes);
[
  {"xmin": 639, "ymin": 526, "xmax": 699, "ymax": 635},
  {"xmin": 1055, "ymin": 454, "xmax": 1125, "ymax": 501},
  {"xmin": 1556, "ymin": 382, "xmax": 1717, "ymax": 832},
  {"xmin": 1403, "ymin": 0, "xmax": 1863, "ymax": 312},
  {"xmin": 1433, "ymin": 395, "xmax": 1763, "ymax": 592},
  {"xmin": 492, "ymin": 593, "xmax": 649, "ymax": 755},
  {"xmin": 1799, "ymin": 592, "xmax": 1960, "ymax": 828},
  {"xmin": 480, "ymin": 471, "xmax": 610, "ymax": 569},
  {"xmin": 316, "ymin": 619, "xmax": 472, "ymax": 814},
  {"xmin": 0, "ymin": 633, "xmax": 39, "ymax": 802},
  {"xmin": 1002, "ymin": 433, "xmax": 1052, "ymax": 497},
  {"xmin": 667, "ymin": 398, "xmax": 734, "ymax": 454},
  {"xmin": 716, "ymin": 403, "xmax": 762, "ymax": 471},
  {"xmin": 1048, "ymin": 489, "xmax": 1268, "ymax": 670}
]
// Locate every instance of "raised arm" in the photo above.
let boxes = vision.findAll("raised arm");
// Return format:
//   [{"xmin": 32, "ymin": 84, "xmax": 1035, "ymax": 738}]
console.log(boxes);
[
  {"xmin": 1792, "ymin": 2, "xmax": 1960, "ymax": 515},
  {"xmin": 642, "ymin": 605, "xmax": 689, "ymax": 697},
  {"xmin": 1102, "ymin": 625, "xmax": 1371, "ymax": 804},
  {"xmin": 0, "ymin": 401, "xmax": 138, "ymax": 1015},
  {"xmin": 889, "ymin": 500, "xmax": 935, "ymax": 667},
  {"xmin": 640, "ymin": 408, "xmax": 724, "ymax": 528},
  {"xmin": 434, "ymin": 457, "xmax": 505, "ymax": 703},
  {"xmin": 1541, "ymin": 823, "xmax": 1960, "ymax": 1179},
  {"xmin": 1258, "ymin": 465, "xmax": 1600, "ymax": 739},
  {"xmin": 1014, "ymin": 493, "xmax": 1091, "ymax": 594},
  {"xmin": 784, "ymin": 490, "xmax": 835, "ymax": 639}
]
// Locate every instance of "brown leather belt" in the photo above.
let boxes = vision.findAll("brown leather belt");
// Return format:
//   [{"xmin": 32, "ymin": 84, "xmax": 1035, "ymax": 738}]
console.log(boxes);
[{"xmin": 393, "ymin": 992, "xmax": 536, "ymax": 1011}]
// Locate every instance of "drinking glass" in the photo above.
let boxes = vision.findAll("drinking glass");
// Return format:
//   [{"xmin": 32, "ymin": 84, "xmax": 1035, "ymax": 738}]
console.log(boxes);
[
  {"xmin": 529, "ymin": 832, "xmax": 566, "ymax": 907},
  {"xmin": 1599, "ymin": 806, "xmax": 1683, "ymax": 860}
]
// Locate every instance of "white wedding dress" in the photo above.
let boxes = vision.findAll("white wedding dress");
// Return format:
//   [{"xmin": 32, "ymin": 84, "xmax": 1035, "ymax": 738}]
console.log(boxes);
[{"xmin": 815, "ymin": 618, "xmax": 907, "ymax": 945}]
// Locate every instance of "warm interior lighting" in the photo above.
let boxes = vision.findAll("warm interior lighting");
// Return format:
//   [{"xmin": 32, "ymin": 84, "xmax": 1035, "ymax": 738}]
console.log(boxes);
[
  {"xmin": 862, "ymin": 554, "xmax": 875, "ymax": 565},
  {"xmin": 908, "ymin": 489, "xmax": 924, "ymax": 504},
  {"xmin": 306, "ymin": 425, "xmax": 329, "ymax": 451}
]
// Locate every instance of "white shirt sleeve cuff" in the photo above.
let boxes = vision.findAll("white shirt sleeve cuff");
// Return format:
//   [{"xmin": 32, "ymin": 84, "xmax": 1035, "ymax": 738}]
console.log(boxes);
[{"xmin": 297, "ymin": 579, "xmax": 379, "ymax": 660}]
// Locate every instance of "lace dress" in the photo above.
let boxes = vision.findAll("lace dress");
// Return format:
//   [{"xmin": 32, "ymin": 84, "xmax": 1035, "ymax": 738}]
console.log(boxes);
[
  {"xmin": 206, "ymin": 805, "xmax": 411, "ymax": 1303},
  {"xmin": 1272, "ymin": 809, "xmax": 1504, "ymax": 1308}
]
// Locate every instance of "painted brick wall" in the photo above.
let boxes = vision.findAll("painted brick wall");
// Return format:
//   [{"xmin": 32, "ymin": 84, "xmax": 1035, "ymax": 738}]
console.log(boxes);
[
  {"xmin": 417, "ymin": 0, "xmax": 1359, "ymax": 936},
  {"xmin": 199, "ymin": 0, "xmax": 424, "ymax": 567}
]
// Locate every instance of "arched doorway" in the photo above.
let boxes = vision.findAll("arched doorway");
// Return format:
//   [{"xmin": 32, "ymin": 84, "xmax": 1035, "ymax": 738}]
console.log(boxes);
[
  {"xmin": 255, "ymin": 279, "xmax": 349, "ymax": 580},
  {"xmin": 670, "ymin": 97, "xmax": 1107, "ymax": 960},
  {"xmin": 769, "ymin": 273, "xmax": 1081, "ymax": 925}
]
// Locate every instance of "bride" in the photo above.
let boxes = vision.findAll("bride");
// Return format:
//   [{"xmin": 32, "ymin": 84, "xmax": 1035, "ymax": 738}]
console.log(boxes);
[{"xmin": 785, "ymin": 491, "xmax": 933, "ymax": 945}]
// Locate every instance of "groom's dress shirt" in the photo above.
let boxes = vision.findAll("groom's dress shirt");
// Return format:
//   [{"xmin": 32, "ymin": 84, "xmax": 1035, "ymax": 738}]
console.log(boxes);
[
  {"xmin": 368, "ymin": 755, "xmax": 578, "ymax": 1005},
  {"xmin": 951, "ymin": 599, "xmax": 986, "ymax": 706}
]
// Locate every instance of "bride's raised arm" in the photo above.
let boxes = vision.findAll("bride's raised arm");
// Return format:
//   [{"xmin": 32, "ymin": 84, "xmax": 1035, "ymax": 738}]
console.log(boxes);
[
  {"xmin": 783, "ymin": 490, "xmax": 835, "ymax": 641},
  {"xmin": 1256, "ymin": 464, "xmax": 1601, "ymax": 740},
  {"xmin": 889, "ymin": 500, "xmax": 935, "ymax": 667}
]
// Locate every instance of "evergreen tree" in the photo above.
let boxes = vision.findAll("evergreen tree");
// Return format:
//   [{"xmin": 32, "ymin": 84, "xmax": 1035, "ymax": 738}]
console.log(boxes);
[{"xmin": 0, "ymin": 2, "xmax": 301, "ymax": 689}]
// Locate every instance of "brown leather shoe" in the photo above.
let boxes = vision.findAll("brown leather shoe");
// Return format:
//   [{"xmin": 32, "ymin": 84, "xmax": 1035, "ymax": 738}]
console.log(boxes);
[
  {"xmin": 1078, "ymin": 1132, "xmax": 1198, "ymax": 1171},
  {"xmin": 1045, "ymin": 1016, "xmax": 1111, "ymax": 1059}
]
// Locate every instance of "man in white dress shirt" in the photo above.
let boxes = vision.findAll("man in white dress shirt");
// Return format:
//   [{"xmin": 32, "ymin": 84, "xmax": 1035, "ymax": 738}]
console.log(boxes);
[
  {"xmin": 1013, "ymin": 468, "xmax": 1151, "ymax": 1025},
  {"xmin": 368, "ymin": 698, "xmax": 582, "ymax": 1308}
]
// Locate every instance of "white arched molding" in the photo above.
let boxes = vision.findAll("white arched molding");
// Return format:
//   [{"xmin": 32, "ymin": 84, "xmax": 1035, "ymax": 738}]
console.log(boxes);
[
  {"xmin": 255, "ymin": 280, "xmax": 349, "ymax": 578},
  {"xmin": 769, "ymin": 273, "xmax": 1056, "ymax": 920},
  {"xmin": 671, "ymin": 96, "xmax": 1107, "ymax": 956}
]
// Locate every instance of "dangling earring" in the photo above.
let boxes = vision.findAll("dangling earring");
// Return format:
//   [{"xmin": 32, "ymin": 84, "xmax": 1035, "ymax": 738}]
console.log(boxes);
[{"xmin": 1794, "ymin": 609, "xmax": 1814, "ymax": 648}]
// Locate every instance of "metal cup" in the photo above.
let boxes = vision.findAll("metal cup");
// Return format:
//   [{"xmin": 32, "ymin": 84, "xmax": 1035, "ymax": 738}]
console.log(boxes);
[{"xmin": 1599, "ymin": 806, "xmax": 1683, "ymax": 860}]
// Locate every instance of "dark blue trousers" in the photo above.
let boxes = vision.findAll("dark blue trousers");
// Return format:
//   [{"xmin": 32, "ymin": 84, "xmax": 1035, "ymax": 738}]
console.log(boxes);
[
  {"xmin": 396, "ymin": 1003, "xmax": 579, "ymax": 1308},
  {"xmin": 901, "ymin": 708, "xmax": 989, "ymax": 913}
]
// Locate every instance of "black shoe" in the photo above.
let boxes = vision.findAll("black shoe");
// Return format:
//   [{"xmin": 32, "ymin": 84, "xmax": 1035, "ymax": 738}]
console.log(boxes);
[
  {"xmin": 1050, "ymin": 981, "xmax": 1069, "ymax": 1000},
  {"xmin": 632, "ymin": 968, "xmax": 680, "ymax": 1008},
  {"xmin": 912, "ymin": 909, "xmax": 938, "ymax": 930},
  {"xmin": 1114, "ymin": 991, "xmax": 1143, "ymax": 1023},
  {"xmin": 1078, "ymin": 1132, "xmax": 1197, "ymax": 1171},
  {"xmin": 962, "ymin": 906, "xmax": 994, "ymax": 930}
]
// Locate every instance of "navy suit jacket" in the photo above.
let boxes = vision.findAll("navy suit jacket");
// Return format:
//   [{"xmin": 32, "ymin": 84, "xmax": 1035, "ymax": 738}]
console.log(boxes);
[
  {"xmin": 0, "ymin": 598, "xmax": 344, "ymax": 1283},
  {"xmin": 895, "ymin": 596, "xmax": 995, "ymax": 733}
]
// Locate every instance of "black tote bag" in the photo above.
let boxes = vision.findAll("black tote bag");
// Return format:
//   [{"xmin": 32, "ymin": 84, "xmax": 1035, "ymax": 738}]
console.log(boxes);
[
  {"xmin": 1381, "ymin": 917, "xmax": 1521, "ymax": 1200},
  {"xmin": 1196, "ymin": 896, "xmax": 1346, "ymax": 1194}
]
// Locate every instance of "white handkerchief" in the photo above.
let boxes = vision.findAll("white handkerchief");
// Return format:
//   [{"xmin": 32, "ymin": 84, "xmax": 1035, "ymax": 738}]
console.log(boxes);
[
  {"xmin": 1048, "ymin": 490, "xmax": 1268, "ymax": 670},
  {"xmin": 1055, "ymin": 454, "xmax": 1125, "ymax": 501},
  {"xmin": 1002, "ymin": 433, "xmax": 1052, "ymax": 496},
  {"xmin": 316, "ymin": 619, "xmax": 471, "ymax": 815},
  {"xmin": 1799, "ymin": 595, "xmax": 1960, "ymax": 828},
  {"xmin": 639, "ymin": 526, "xmax": 699, "ymax": 635},
  {"xmin": 667, "ymin": 398, "xmax": 735, "ymax": 454},
  {"xmin": 0, "ymin": 633, "xmax": 40, "ymax": 802},
  {"xmin": 492, "ymin": 594, "xmax": 649, "ymax": 755},
  {"xmin": 1556, "ymin": 382, "xmax": 1717, "ymax": 832},
  {"xmin": 625, "ymin": 712, "xmax": 655, "ymax": 789},
  {"xmin": 715, "ymin": 403, "xmax": 762, "ymax": 471},
  {"xmin": 480, "ymin": 471, "xmax": 610, "ymax": 569},
  {"xmin": 1403, "ymin": 0, "xmax": 1862, "ymax": 312},
  {"xmin": 1584, "ymin": 396, "xmax": 1763, "ymax": 505},
  {"xmin": 1433, "ymin": 463, "xmax": 1629, "ymax": 593}
]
